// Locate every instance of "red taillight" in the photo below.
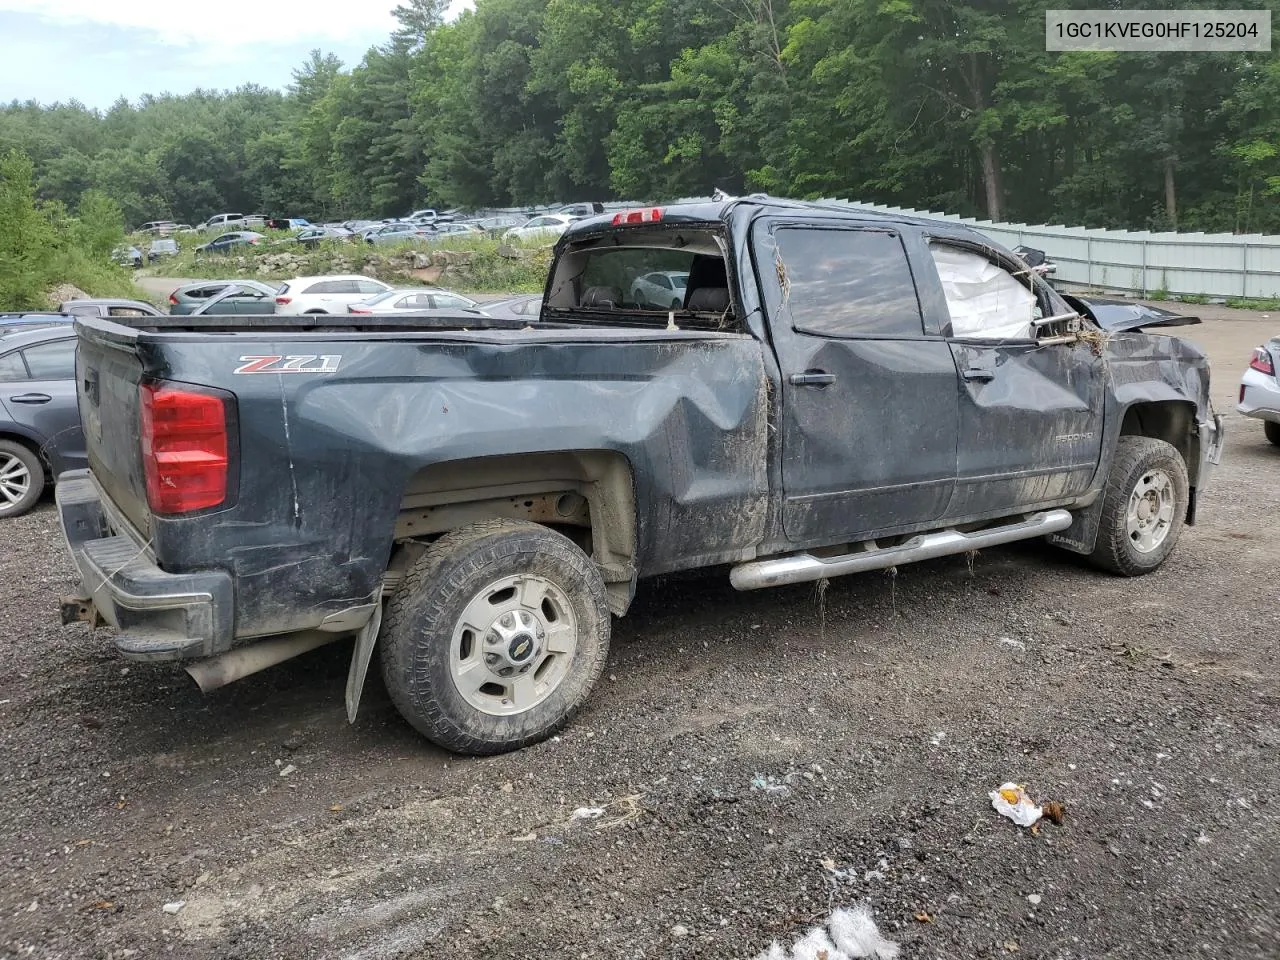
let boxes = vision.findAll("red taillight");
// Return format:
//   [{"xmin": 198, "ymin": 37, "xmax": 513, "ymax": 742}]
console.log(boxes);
[
  {"xmin": 349, "ymin": 306, "xmax": 372, "ymax": 314},
  {"xmin": 249, "ymin": 237, "xmax": 260, "ymax": 245},
  {"xmin": 139, "ymin": 383, "xmax": 231, "ymax": 515},
  {"xmin": 1249, "ymin": 347, "xmax": 1275, "ymax": 375},
  {"xmin": 275, "ymin": 296, "xmax": 291, "ymax": 305},
  {"xmin": 168, "ymin": 292, "xmax": 178, "ymax": 305},
  {"xmin": 611, "ymin": 207, "xmax": 663, "ymax": 226}
]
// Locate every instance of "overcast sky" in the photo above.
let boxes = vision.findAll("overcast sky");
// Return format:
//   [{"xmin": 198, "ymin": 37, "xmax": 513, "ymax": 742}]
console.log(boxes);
[{"xmin": 0, "ymin": 1, "xmax": 474, "ymax": 109}]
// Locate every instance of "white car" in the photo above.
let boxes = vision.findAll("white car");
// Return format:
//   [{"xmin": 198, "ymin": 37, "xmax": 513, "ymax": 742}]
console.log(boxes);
[
  {"xmin": 347, "ymin": 288, "xmax": 482, "ymax": 315},
  {"xmin": 1238, "ymin": 337, "xmax": 1280, "ymax": 446},
  {"xmin": 503, "ymin": 214, "xmax": 575, "ymax": 243},
  {"xmin": 273, "ymin": 275, "xmax": 393, "ymax": 315},
  {"xmin": 630, "ymin": 270, "xmax": 689, "ymax": 309}
]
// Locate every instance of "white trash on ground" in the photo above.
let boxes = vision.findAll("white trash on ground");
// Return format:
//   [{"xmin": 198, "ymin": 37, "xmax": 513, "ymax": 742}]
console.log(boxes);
[
  {"xmin": 749, "ymin": 902, "xmax": 900, "ymax": 960},
  {"xmin": 989, "ymin": 782, "xmax": 1066, "ymax": 829},
  {"xmin": 989, "ymin": 782, "xmax": 1043, "ymax": 827}
]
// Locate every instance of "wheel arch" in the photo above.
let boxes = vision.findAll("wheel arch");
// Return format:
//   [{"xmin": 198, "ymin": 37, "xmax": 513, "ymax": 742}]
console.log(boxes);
[
  {"xmin": 1116, "ymin": 399, "xmax": 1199, "ymax": 486},
  {"xmin": 0, "ymin": 427, "xmax": 51, "ymax": 469},
  {"xmin": 389, "ymin": 449, "xmax": 639, "ymax": 615}
]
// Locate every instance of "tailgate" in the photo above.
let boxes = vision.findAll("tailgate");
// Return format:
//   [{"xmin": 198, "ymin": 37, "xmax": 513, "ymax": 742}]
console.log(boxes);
[{"xmin": 74, "ymin": 319, "xmax": 152, "ymax": 537}]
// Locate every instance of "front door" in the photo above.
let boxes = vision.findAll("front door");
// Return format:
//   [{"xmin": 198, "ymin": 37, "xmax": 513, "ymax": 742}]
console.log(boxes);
[
  {"xmin": 923, "ymin": 240, "xmax": 1105, "ymax": 518},
  {"xmin": 754, "ymin": 220, "xmax": 960, "ymax": 547}
]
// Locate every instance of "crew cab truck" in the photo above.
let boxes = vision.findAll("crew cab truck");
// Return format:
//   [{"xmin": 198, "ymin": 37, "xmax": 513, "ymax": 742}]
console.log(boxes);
[{"xmin": 56, "ymin": 197, "xmax": 1225, "ymax": 756}]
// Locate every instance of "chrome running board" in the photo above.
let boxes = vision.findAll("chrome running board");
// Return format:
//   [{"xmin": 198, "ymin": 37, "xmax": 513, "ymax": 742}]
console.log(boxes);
[{"xmin": 729, "ymin": 509, "xmax": 1074, "ymax": 591}]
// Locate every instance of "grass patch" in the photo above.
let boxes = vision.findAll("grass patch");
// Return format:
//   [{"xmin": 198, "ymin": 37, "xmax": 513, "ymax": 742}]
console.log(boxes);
[{"xmin": 1225, "ymin": 296, "xmax": 1280, "ymax": 311}]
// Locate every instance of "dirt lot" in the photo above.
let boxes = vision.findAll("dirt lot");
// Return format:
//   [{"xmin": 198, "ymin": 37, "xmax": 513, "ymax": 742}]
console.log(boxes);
[{"xmin": 2, "ymin": 315, "xmax": 1278, "ymax": 960}]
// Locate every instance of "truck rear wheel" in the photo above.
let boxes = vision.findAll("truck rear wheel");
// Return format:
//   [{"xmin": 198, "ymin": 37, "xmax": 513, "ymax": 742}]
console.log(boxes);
[
  {"xmin": 380, "ymin": 519, "xmax": 611, "ymax": 755},
  {"xmin": 1089, "ymin": 437, "xmax": 1188, "ymax": 576},
  {"xmin": 1265, "ymin": 421, "xmax": 1280, "ymax": 447}
]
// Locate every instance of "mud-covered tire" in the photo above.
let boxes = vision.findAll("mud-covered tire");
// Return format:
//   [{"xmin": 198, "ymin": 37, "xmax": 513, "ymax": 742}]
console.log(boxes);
[
  {"xmin": 0, "ymin": 440, "xmax": 44, "ymax": 519},
  {"xmin": 1089, "ymin": 437, "xmax": 1188, "ymax": 576},
  {"xmin": 380, "ymin": 520, "xmax": 611, "ymax": 756},
  {"xmin": 1264, "ymin": 421, "xmax": 1280, "ymax": 447}
]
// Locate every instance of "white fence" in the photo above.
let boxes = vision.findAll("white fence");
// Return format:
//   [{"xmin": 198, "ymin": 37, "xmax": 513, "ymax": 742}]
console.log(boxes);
[{"xmin": 810, "ymin": 199, "xmax": 1280, "ymax": 301}]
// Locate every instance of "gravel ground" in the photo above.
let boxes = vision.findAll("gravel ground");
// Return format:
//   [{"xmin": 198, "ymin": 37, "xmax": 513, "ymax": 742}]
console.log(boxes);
[{"xmin": 1, "ymin": 317, "xmax": 1278, "ymax": 960}]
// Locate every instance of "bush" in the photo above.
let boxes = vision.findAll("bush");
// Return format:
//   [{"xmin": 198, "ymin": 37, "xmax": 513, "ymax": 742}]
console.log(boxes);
[{"xmin": 0, "ymin": 148, "xmax": 140, "ymax": 309}]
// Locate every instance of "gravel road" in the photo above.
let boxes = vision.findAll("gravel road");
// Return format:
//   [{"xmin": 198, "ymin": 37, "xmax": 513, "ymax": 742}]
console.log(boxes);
[{"xmin": 1, "ymin": 317, "xmax": 1277, "ymax": 960}]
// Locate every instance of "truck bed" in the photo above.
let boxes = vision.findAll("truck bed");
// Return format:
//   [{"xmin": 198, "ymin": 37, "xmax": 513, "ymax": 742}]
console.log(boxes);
[{"xmin": 68, "ymin": 311, "xmax": 770, "ymax": 653}]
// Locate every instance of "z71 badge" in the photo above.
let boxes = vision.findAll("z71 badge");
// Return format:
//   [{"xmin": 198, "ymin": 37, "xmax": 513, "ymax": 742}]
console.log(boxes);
[{"xmin": 234, "ymin": 355, "xmax": 342, "ymax": 375}]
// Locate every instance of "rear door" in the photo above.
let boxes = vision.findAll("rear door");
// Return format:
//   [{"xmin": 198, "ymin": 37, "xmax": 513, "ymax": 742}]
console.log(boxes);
[
  {"xmin": 922, "ymin": 239, "xmax": 1105, "ymax": 518},
  {"xmin": 753, "ymin": 219, "xmax": 960, "ymax": 546},
  {"xmin": 2, "ymin": 336, "xmax": 85, "ymax": 473}
]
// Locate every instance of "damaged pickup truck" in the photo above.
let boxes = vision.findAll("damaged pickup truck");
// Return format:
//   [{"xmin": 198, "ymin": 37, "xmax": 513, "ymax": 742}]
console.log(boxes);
[{"xmin": 56, "ymin": 197, "xmax": 1225, "ymax": 755}]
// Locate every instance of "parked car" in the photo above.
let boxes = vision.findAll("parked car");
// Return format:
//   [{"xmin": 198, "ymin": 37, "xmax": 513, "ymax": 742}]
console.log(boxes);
[
  {"xmin": 197, "ymin": 213, "xmax": 266, "ymax": 231},
  {"xmin": 427, "ymin": 223, "xmax": 484, "ymax": 242},
  {"xmin": 138, "ymin": 221, "xmax": 178, "ymax": 236},
  {"xmin": 59, "ymin": 298, "xmax": 163, "ymax": 319},
  {"xmin": 55, "ymin": 197, "xmax": 1225, "ymax": 759},
  {"xmin": 502, "ymin": 214, "xmax": 575, "ymax": 243},
  {"xmin": 478, "ymin": 294, "xmax": 542, "ymax": 322},
  {"xmin": 347, "ymin": 288, "xmax": 483, "ymax": 315},
  {"xmin": 295, "ymin": 226, "xmax": 355, "ymax": 247},
  {"xmin": 0, "ymin": 323, "xmax": 84, "ymax": 518},
  {"xmin": 111, "ymin": 245, "xmax": 143, "ymax": 269},
  {"xmin": 405, "ymin": 208, "xmax": 439, "ymax": 223},
  {"xmin": 366, "ymin": 224, "xmax": 433, "ymax": 246},
  {"xmin": 195, "ymin": 231, "xmax": 265, "ymax": 256},
  {"xmin": 147, "ymin": 238, "xmax": 180, "ymax": 263},
  {"xmin": 556, "ymin": 202, "xmax": 606, "ymax": 219},
  {"xmin": 631, "ymin": 270, "xmax": 690, "ymax": 309},
  {"xmin": 0, "ymin": 314, "xmax": 74, "ymax": 335},
  {"xmin": 266, "ymin": 217, "xmax": 313, "ymax": 231},
  {"xmin": 273, "ymin": 275, "xmax": 393, "ymax": 314},
  {"xmin": 1237, "ymin": 335, "xmax": 1280, "ymax": 446},
  {"xmin": 168, "ymin": 280, "xmax": 280, "ymax": 315},
  {"xmin": 476, "ymin": 215, "xmax": 528, "ymax": 236}
]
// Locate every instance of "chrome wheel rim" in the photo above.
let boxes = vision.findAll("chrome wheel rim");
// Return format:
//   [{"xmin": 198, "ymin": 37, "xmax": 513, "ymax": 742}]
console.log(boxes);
[
  {"xmin": 0, "ymin": 453, "xmax": 31, "ymax": 507},
  {"xmin": 1125, "ymin": 468, "xmax": 1175, "ymax": 554},
  {"xmin": 449, "ymin": 574, "xmax": 578, "ymax": 716}
]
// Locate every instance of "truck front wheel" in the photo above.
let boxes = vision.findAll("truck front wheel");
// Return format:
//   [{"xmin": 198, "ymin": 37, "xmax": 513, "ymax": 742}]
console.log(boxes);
[
  {"xmin": 380, "ymin": 520, "xmax": 611, "ymax": 755},
  {"xmin": 1089, "ymin": 436, "xmax": 1189, "ymax": 576}
]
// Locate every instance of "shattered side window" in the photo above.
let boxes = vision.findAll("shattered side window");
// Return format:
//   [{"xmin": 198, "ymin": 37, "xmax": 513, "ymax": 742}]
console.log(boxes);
[
  {"xmin": 929, "ymin": 243, "xmax": 1036, "ymax": 340},
  {"xmin": 774, "ymin": 228, "xmax": 925, "ymax": 338}
]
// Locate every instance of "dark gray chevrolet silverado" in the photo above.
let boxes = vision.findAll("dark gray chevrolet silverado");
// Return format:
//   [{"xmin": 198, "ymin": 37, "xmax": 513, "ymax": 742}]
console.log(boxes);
[{"xmin": 56, "ymin": 197, "xmax": 1225, "ymax": 755}]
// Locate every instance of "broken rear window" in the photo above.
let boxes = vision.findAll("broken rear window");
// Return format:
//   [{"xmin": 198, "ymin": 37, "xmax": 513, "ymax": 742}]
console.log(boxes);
[{"xmin": 546, "ymin": 227, "xmax": 735, "ymax": 328}]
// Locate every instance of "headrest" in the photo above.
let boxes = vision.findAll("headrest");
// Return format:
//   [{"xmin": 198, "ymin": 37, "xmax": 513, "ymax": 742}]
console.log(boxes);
[
  {"xmin": 580, "ymin": 286, "xmax": 622, "ymax": 308},
  {"xmin": 686, "ymin": 287, "xmax": 730, "ymax": 313}
]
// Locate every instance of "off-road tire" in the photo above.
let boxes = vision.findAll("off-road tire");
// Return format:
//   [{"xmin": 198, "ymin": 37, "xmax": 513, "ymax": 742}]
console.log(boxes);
[
  {"xmin": 1089, "ymin": 437, "xmax": 1188, "ymax": 576},
  {"xmin": 380, "ymin": 519, "xmax": 611, "ymax": 755},
  {"xmin": 0, "ymin": 440, "xmax": 44, "ymax": 519},
  {"xmin": 1264, "ymin": 421, "xmax": 1280, "ymax": 447}
]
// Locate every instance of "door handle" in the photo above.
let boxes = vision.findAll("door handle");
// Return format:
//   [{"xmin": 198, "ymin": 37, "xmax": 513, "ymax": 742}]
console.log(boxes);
[
  {"xmin": 9, "ymin": 393, "xmax": 52, "ymax": 404},
  {"xmin": 962, "ymin": 368, "xmax": 995, "ymax": 383},
  {"xmin": 790, "ymin": 371, "xmax": 836, "ymax": 387}
]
